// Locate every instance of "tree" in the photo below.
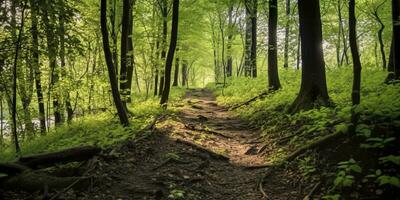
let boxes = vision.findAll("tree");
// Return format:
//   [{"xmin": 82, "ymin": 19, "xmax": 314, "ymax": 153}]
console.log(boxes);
[
  {"xmin": 393, "ymin": 0, "xmax": 400, "ymax": 79},
  {"xmin": 283, "ymin": 0, "xmax": 291, "ymax": 69},
  {"xmin": 267, "ymin": 0, "xmax": 281, "ymax": 91},
  {"xmin": 120, "ymin": 0, "xmax": 133, "ymax": 108},
  {"xmin": 30, "ymin": 0, "xmax": 46, "ymax": 134},
  {"xmin": 349, "ymin": 0, "xmax": 362, "ymax": 106},
  {"xmin": 42, "ymin": 0, "xmax": 63, "ymax": 126},
  {"xmin": 173, "ymin": 47, "xmax": 180, "ymax": 86},
  {"xmin": 101, "ymin": 0, "xmax": 130, "ymax": 126},
  {"xmin": 158, "ymin": 0, "xmax": 168, "ymax": 96},
  {"xmin": 250, "ymin": 0, "xmax": 257, "ymax": 77},
  {"xmin": 289, "ymin": 0, "xmax": 330, "ymax": 113},
  {"xmin": 160, "ymin": 0, "xmax": 180, "ymax": 107}
]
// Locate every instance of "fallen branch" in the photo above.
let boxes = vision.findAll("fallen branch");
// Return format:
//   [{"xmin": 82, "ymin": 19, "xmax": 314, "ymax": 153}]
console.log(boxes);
[
  {"xmin": 257, "ymin": 131, "xmax": 347, "ymax": 197},
  {"xmin": 175, "ymin": 139, "xmax": 229, "ymax": 160},
  {"xmin": 19, "ymin": 146, "xmax": 101, "ymax": 169},
  {"xmin": 303, "ymin": 182, "xmax": 321, "ymax": 200},
  {"xmin": 230, "ymin": 91, "xmax": 269, "ymax": 110}
]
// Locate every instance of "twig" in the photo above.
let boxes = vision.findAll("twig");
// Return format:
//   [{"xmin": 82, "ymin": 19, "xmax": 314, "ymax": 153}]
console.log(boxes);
[{"xmin": 303, "ymin": 182, "xmax": 321, "ymax": 200}]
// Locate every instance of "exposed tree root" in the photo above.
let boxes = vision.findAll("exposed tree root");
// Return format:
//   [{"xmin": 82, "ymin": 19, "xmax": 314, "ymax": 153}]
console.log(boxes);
[
  {"xmin": 183, "ymin": 123, "xmax": 233, "ymax": 139},
  {"xmin": 175, "ymin": 139, "xmax": 230, "ymax": 160},
  {"xmin": 257, "ymin": 131, "xmax": 347, "ymax": 197},
  {"xmin": 230, "ymin": 91, "xmax": 269, "ymax": 110},
  {"xmin": 0, "ymin": 163, "xmax": 30, "ymax": 175}
]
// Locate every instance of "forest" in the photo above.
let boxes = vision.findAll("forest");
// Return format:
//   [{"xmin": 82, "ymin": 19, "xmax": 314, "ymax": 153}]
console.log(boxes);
[{"xmin": 0, "ymin": 0, "xmax": 399, "ymax": 199}]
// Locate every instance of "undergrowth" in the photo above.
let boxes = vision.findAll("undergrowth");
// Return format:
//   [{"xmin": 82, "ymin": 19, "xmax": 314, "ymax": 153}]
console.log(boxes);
[
  {"xmin": 0, "ymin": 88, "xmax": 186, "ymax": 162},
  {"xmin": 211, "ymin": 67, "xmax": 400, "ymax": 199}
]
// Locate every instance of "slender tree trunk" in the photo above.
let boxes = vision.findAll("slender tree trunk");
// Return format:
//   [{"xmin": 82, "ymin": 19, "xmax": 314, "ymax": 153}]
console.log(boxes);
[
  {"xmin": 393, "ymin": 0, "xmax": 400, "ymax": 79},
  {"xmin": 283, "ymin": 0, "xmax": 291, "ymax": 69},
  {"xmin": 268, "ymin": 0, "xmax": 281, "ymax": 90},
  {"xmin": 160, "ymin": 0, "xmax": 179, "ymax": 107},
  {"xmin": 43, "ymin": 1, "xmax": 62, "ymax": 126},
  {"xmin": 12, "ymin": 1, "xmax": 26, "ymax": 153},
  {"xmin": 386, "ymin": 39, "xmax": 395, "ymax": 82},
  {"xmin": 101, "ymin": 0, "xmax": 130, "ymax": 126},
  {"xmin": 226, "ymin": 5, "xmax": 233, "ymax": 77},
  {"xmin": 244, "ymin": 0, "xmax": 252, "ymax": 77},
  {"xmin": 159, "ymin": 0, "xmax": 168, "ymax": 96},
  {"xmin": 250, "ymin": 0, "xmax": 257, "ymax": 78},
  {"xmin": 173, "ymin": 47, "xmax": 180, "ymax": 86},
  {"xmin": 336, "ymin": 0, "xmax": 342, "ymax": 67},
  {"xmin": 111, "ymin": 0, "xmax": 118, "ymax": 76},
  {"xmin": 182, "ymin": 60, "xmax": 188, "ymax": 87},
  {"xmin": 296, "ymin": 31, "xmax": 300, "ymax": 70},
  {"xmin": 374, "ymin": 10, "xmax": 386, "ymax": 70},
  {"xmin": 126, "ymin": 2, "xmax": 135, "ymax": 102},
  {"xmin": 0, "ymin": 97, "xmax": 3, "ymax": 145},
  {"xmin": 120, "ymin": 0, "xmax": 132, "ymax": 109},
  {"xmin": 154, "ymin": 40, "xmax": 160, "ymax": 96},
  {"xmin": 289, "ymin": 0, "xmax": 330, "ymax": 113},
  {"xmin": 59, "ymin": 0, "xmax": 73, "ymax": 123},
  {"xmin": 349, "ymin": 0, "xmax": 362, "ymax": 106}
]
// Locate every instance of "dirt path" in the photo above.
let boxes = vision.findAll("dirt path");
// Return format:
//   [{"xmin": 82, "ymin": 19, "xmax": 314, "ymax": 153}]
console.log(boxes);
[{"xmin": 2, "ymin": 89, "xmax": 305, "ymax": 200}]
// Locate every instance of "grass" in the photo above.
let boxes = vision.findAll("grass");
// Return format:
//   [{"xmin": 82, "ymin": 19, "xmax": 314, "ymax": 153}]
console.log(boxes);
[{"xmin": 0, "ymin": 87, "xmax": 186, "ymax": 162}]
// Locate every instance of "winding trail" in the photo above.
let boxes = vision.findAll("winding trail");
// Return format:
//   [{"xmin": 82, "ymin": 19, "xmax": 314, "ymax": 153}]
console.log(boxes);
[{"xmin": 49, "ymin": 89, "xmax": 303, "ymax": 200}]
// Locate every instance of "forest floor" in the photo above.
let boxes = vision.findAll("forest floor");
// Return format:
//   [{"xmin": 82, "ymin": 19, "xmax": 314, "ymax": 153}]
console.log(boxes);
[{"xmin": 2, "ymin": 89, "xmax": 309, "ymax": 200}]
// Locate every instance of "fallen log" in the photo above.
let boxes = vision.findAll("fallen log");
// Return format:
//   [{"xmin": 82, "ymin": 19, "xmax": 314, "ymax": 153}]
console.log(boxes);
[{"xmin": 18, "ymin": 146, "xmax": 101, "ymax": 169}]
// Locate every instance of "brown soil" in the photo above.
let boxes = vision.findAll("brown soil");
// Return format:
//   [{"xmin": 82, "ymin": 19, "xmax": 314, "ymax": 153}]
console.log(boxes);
[{"xmin": 1, "ymin": 89, "xmax": 308, "ymax": 200}]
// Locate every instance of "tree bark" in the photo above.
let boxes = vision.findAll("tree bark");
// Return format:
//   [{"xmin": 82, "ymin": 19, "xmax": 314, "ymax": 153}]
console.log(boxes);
[
  {"xmin": 289, "ymin": 0, "xmax": 330, "ymax": 113},
  {"xmin": 173, "ymin": 47, "xmax": 180, "ymax": 86},
  {"xmin": 160, "ymin": 0, "xmax": 180, "ymax": 107},
  {"xmin": 158, "ymin": 0, "xmax": 168, "ymax": 96},
  {"xmin": 283, "ymin": 0, "xmax": 291, "ymax": 69},
  {"xmin": 120, "ymin": 0, "xmax": 132, "ymax": 109},
  {"xmin": 42, "ymin": 0, "xmax": 63, "ymax": 126},
  {"xmin": 101, "ymin": 0, "xmax": 130, "ymax": 126},
  {"xmin": 372, "ymin": 4, "xmax": 386, "ymax": 70},
  {"xmin": 250, "ymin": 0, "xmax": 257, "ymax": 78},
  {"xmin": 182, "ymin": 60, "xmax": 188, "ymax": 87},
  {"xmin": 393, "ymin": 0, "xmax": 400, "ymax": 79},
  {"xmin": 386, "ymin": 39, "xmax": 395, "ymax": 82},
  {"xmin": 244, "ymin": 0, "xmax": 252, "ymax": 77},
  {"xmin": 126, "ymin": 1, "xmax": 135, "ymax": 102},
  {"xmin": 268, "ymin": 0, "xmax": 281, "ymax": 90},
  {"xmin": 349, "ymin": 0, "xmax": 362, "ymax": 106},
  {"xmin": 226, "ymin": 5, "xmax": 233, "ymax": 77}
]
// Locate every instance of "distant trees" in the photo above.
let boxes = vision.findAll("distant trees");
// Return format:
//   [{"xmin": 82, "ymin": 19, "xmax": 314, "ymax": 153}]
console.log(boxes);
[{"xmin": 289, "ymin": 0, "xmax": 330, "ymax": 113}]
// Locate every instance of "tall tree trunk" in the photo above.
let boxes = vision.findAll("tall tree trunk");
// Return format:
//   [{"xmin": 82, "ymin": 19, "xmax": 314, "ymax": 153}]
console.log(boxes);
[
  {"xmin": 289, "ymin": 0, "xmax": 330, "ymax": 113},
  {"xmin": 226, "ymin": 5, "xmax": 233, "ymax": 77},
  {"xmin": 283, "ymin": 0, "xmax": 291, "ymax": 69},
  {"xmin": 111, "ymin": 0, "xmax": 118, "ymax": 76},
  {"xmin": 182, "ymin": 60, "xmax": 188, "ymax": 87},
  {"xmin": 386, "ymin": 39, "xmax": 395, "ymax": 82},
  {"xmin": 393, "ymin": 0, "xmax": 400, "ymax": 79},
  {"xmin": 160, "ymin": 0, "xmax": 180, "ymax": 107},
  {"xmin": 59, "ymin": 0, "xmax": 73, "ymax": 123},
  {"xmin": 120, "ymin": 0, "xmax": 132, "ymax": 109},
  {"xmin": 126, "ymin": 1, "xmax": 135, "ymax": 102},
  {"xmin": 250, "ymin": 0, "xmax": 257, "ymax": 78},
  {"xmin": 244, "ymin": 0, "xmax": 252, "ymax": 77},
  {"xmin": 101, "ymin": 0, "xmax": 130, "ymax": 126},
  {"xmin": 173, "ymin": 47, "xmax": 180, "ymax": 86},
  {"xmin": 43, "ymin": 1, "xmax": 62, "ymax": 126},
  {"xmin": 373, "ymin": 5, "xmax": 386, "ymax": 70},
  {"xmin": 12, "ymin": 1, "xmax": 26, "ymax": 153},
  {"xmin": 349, "ymin": 0, "xmax": 362, "ymax": 106},
  {"xmin": 154, "ymin": 40, "xmax": 160, "ymax": 96},
  {"xmin": 268, "ymin": 0, "xmax": 281, "ymax": 90},
  {"xmin": 159, "ymin": 0, "xmax": 168, "ymax": 96}
]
